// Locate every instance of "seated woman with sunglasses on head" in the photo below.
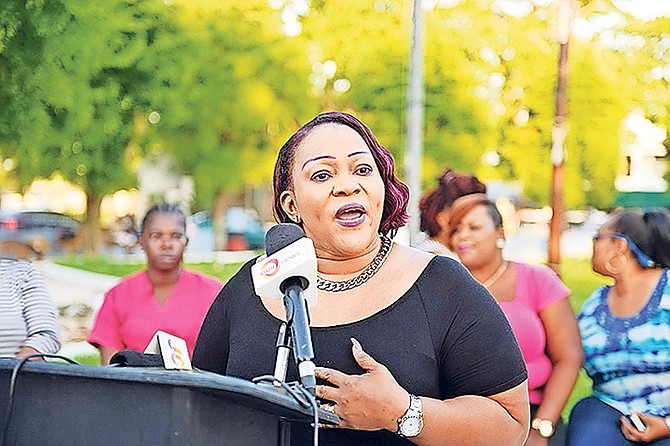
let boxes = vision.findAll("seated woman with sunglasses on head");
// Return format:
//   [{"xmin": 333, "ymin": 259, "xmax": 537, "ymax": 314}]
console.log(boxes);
[{"xmin": 567, "ymin": 208, "xmax": 670, "ymax": 446}]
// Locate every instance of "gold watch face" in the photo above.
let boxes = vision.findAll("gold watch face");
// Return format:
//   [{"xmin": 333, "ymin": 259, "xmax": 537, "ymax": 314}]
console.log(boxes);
[{"xmin": 538, "ymin": 419, "xmax": 554, "ymax": 438}]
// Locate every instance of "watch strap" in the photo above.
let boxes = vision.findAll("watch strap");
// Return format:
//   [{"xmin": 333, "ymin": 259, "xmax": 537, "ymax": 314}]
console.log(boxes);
[{"xmin": 396, "ymin": 394, "xmax": 423, "ymax": 438}]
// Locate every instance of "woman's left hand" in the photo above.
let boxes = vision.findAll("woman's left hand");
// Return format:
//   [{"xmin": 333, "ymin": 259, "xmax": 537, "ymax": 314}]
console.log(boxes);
[
  {"xmin": 315, "ymin": 338, "xmax": 410, "ymax": 432},
  {"xmin": 620, "ymin": 412, "xmax": 670, "ymax": 443}
]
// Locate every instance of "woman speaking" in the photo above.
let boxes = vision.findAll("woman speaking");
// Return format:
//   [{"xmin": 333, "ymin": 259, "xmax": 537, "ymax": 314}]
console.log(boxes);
[{"xmin": 193, "ymin": 112, "xmax": 529, "ymax": 445}]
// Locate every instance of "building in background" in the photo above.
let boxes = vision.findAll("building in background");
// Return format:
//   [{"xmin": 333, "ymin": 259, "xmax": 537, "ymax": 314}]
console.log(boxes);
[{"xmin": 614, "ymin": 110, "xmax": 670, "ymax": 207}]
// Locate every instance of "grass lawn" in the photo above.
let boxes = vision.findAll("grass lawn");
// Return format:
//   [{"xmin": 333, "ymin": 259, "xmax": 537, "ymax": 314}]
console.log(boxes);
[
  {"xmin": 57, "ymin": 255, "xmax": 611, "ymax": 419},
  {"xmin": 56, "ymin": 256, "xmax": 245, "ymax": 281}
]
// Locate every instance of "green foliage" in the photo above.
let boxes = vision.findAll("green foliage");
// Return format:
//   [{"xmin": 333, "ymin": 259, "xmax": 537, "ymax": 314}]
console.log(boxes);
[
  {"xmin": 567, "ymin": 42, "xmax": 628, "ymax": 208},
  {"xmin": 0, "ymin": 0, "xmax": 314, "ymax": 248},
  {"xmin": 73, "ymin": 353, "xmax": 101, "ymax": 366},
  {"xmin": 2, "ymin": 0, "xmax": 157, "ymax": 195},
  {"xmin": 120, "ymin": 2, "xmax": 316, "ymax": 207},
  {"xmin": 295, "ymin": 0, "xmax": 410, "ymax": 163},
  {"xmin": 55, "ymin": 256, "xmax": 244, "ymax": 282},
  {"xmin": 2, "ymin": 0, "xmax": 669, "ymax": 224}
]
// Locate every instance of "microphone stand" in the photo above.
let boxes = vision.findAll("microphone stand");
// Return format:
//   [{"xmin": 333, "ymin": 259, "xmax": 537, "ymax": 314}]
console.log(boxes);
[
  {"xmin": 273, "ymin": 322, "xmax": 291, "ymax": 384},
  {"xmin": 282, "ymin": 283, "xmax": 316, "ymax": 395}
]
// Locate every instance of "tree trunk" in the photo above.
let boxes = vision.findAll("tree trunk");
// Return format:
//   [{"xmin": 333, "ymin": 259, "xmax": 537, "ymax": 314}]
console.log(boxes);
[
  {"xmin": 83, "ymin": 192, "xmax": 102, "ymax": 254},
  {"xmin": 212, "ymin": 191, "xmax": 228, "ymax": 251}
]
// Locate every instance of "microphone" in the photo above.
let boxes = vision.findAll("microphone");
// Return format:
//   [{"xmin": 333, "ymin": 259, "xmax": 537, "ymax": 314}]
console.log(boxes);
[
  {"xmin": 251, "ymin": 223, "xmax": 317, "ymax": 394},
  {"xmin": 109, "ymin": 350, "xmax": 164, "ymax": 367},
  {"xmin": 109, "ymin": 330, "xmax": 193, "ymax": 369},
  {"xmin": 252, "ymin": 223, "xmax": 317, "ymax": 307}
]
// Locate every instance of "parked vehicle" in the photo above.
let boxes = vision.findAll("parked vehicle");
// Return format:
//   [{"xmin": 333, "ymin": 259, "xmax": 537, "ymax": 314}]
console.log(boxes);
[
  {"xmin": 224, "ymin": 207, "xmax": 266, "ymax": 251},
  {"xmin": 0, "ymin": 211, "xmax": 82, "ymax": 259},
  {"xmin": 186, "ymin": 208, "xmax": 266, "ymax": 252}
]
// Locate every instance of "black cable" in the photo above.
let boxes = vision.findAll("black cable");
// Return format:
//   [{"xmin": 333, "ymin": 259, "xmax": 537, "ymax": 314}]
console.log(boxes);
[
  {"xmin": 251, "ymin": 375, "xmax": 312, "ymax": 408},
  {"xmin": 301, "ymin": 385, "xmax": 320, "ymax": 446},
  {"xmin": 1, "ymin": 354, "xmax": 79, "ymax": 446},
  {"xmin": 252, "ymin": 375, "xmax": 320, "ymax": 446}
]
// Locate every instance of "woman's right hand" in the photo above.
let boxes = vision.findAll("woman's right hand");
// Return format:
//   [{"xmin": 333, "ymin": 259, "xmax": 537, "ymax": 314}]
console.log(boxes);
[
  {"xmin": 314, "ymin": 337, "xmax": 410, "ymax": 432},
  {"xmin": 620, "ymin": 412, "xmax": 670, "ymax": 443},
  {"xmin": 524, "ymin": 429, "xmax": 548, "ymax": 446},
  {"xmin": 15, "ymin": 345, "xmax": 43, "ymax": 360}
]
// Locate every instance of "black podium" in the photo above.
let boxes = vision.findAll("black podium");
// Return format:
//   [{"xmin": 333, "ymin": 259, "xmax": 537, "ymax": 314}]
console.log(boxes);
[{"xmin": 0, "ymin": 358, "xmax": 336, "ymax": 446}]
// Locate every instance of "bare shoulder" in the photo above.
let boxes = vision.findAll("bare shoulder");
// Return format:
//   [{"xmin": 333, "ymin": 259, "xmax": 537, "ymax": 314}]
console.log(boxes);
[
  {"xmin": 381, "ymin": 242, "xmax": 435, "ymax": 283},
  {"xmin": 391, "ymin": 242, "xmax": 435, "ymax": 264}
]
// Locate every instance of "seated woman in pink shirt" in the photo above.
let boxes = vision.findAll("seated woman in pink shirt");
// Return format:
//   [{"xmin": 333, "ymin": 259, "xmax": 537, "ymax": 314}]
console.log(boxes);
[
  {"xmin": 449, "ymin": 194, "xmax": 583, "ymax": 446},
  {"xmin": 88, "ymin": 203, "xmax": 222, "ymax": 365}
]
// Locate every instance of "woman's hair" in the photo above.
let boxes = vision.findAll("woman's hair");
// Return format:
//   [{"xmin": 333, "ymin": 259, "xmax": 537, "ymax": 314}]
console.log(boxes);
[
  {"xmin": 140, "ymin": 203, "xmax": 187, "ymax": 234},
  {"xmin": 272, "ymin": 111, "xmax": 410, "ymax": 237},
  {"xmin": 419, "ymin": 169, "xmax": 487, "ymax": 237},
  {"xmin": 610, "ymin": 208, "xmax": 670, "ymax": 269},
  {"xmin": 448, "ymin": 194, "xmax": 502, "ymax": 234}
]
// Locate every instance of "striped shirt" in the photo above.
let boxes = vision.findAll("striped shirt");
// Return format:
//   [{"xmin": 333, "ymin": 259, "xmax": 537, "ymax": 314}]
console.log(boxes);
[
  {"xmin": 578, "ymin": 269, "xmax": 670, "ymax": 417},
  {"xmin": 0, "ymin": 258, "xmax": 61, "ymax": 357}
]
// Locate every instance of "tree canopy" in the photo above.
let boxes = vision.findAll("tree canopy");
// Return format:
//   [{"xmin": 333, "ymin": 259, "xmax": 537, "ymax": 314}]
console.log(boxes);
[{"xmin": 1, "ymin": 0, "xmax": 668, "ymax": 251}]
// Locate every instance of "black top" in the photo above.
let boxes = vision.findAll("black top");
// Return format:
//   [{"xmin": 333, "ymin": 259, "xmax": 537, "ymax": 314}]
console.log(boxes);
[{"xmin": 193, "ymin": 256, "xmax": 527, "ymax": 445}]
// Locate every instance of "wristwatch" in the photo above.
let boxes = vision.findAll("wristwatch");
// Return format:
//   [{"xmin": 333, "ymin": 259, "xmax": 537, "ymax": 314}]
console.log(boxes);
[
  {"xmin": 396, "ymin": 394, "xmax": 423, "ymax": 438},
  {"xmin": 531, "ymin": 417, "xmax": 555, "ymax": 438}
]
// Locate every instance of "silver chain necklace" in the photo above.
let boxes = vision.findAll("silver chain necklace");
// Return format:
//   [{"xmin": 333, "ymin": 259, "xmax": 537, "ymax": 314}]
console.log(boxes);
[{"xmin": 316, "ymin": 235, "xmax": 393, "ymax": 292}]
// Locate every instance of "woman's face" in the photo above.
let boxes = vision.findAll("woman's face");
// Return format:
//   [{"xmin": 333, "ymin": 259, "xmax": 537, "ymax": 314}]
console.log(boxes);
[
  {"xmin": 139, "ymin": 212, "xmax": 187, "ymax": 272},
  {"xmin": 450, "ymin": 205, "xmax": 502, "ymax": 269},
  {"xmin": 281, "ymin": 123, "xmax": 385, "ymax": 257},
  {"xmin": 591, "ymin": 222, "xmax": 622, "ymax": 276}
]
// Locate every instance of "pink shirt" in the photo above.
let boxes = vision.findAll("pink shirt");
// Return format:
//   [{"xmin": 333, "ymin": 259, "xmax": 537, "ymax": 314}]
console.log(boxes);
[
  {"xmin": 497, "ymin": 262, "xmax": 570, "ymax": 405},
  {"xmin": 88, "ymin": 269, "xmax": 222, "ymax": 357}
]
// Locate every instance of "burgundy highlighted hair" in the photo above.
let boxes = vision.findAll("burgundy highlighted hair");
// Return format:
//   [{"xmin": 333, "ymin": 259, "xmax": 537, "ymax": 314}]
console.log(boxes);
[
  {"xmin": 272, "ymin": 111, "xmax": 409, "ymax": 237},
  {"xmin": 419, "ymin": 169, "xmax": 486, "ymax": 237}
]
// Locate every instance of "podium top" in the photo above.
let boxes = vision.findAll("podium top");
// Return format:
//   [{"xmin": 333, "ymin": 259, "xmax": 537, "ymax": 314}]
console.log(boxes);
[{"xmin": 0, "ymin": 358, "xmax": 338, "ymax": 425}]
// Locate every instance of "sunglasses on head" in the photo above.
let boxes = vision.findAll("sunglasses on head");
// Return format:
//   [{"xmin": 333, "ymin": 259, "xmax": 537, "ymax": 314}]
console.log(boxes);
[{"xmin": 593, "ymin": 231, "xmax": 657, "ymax": 268}]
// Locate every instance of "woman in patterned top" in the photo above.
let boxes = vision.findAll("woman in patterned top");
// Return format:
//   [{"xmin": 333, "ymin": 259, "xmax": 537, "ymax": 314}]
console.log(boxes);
[
  {"xmin": 567, "ymin": 208, "xmax": 670, "ymax": 445},
  {"xmin": 0, "ymin": 258, "xmax": 61, "ymax": 359}
]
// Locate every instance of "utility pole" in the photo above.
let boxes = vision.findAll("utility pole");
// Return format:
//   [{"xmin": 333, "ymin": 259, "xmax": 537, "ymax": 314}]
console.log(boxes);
[
  {"xmin": 405, "ymin": 0, "xmax": 425, "ymax": 245},
  {"xmin": 548, "ymin": 0, "xmax": 572, "ymax": 275}
]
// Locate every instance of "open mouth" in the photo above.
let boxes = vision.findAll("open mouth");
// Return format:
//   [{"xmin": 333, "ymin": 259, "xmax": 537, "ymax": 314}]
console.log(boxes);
[{"xmin": 335, "ymin": 203, "xmax": 366, "ymax": 227}]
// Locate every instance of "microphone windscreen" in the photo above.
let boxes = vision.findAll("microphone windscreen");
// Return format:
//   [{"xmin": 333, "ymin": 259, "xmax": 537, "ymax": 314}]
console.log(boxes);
[
  {"xmin": 109, "ymin": 350, "xmax": 164, "ymax": 367},
  {"xmin": 265, "ymin": 223, "xmax": 305, "ymax": 256}
]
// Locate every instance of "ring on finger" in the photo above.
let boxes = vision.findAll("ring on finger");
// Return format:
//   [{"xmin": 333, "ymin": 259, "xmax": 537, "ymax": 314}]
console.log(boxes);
[{"xmin": 321, "ymin": 403, "xmax": 336, "ymax": 414}]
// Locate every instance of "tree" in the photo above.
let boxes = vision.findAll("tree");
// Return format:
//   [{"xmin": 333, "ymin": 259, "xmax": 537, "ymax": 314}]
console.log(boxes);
[
  {"xmin": 129, "ymin": 1, "xmax": 316, "ymax": 246},
  {"xmin": 1, "ymin": 0, "xmax": 173, "ymax": 251},
  {"xmin": 1, "ymin": 1, "xmax": 315, "ymax": 251}
]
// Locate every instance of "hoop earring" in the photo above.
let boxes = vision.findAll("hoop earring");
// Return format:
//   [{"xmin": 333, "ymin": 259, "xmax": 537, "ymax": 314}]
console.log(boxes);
[
  {"xmin": 604, "ymin": 254, "xmax": 627, "ymax": 275},
  {"xmin": 495, "ymin": 238, "xmax": 505, "ymax": 250}
]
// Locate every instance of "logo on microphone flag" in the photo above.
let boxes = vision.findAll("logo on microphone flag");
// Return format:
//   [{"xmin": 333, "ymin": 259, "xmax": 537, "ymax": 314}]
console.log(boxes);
[
  {"xmin": 144, "ymin": 330, "xmax": 192, "ymax": 370},
  {"xmin": 251, "ymin": 237, "xmax": 318, "ymax": 307},
  {"xmin": 260, "ymin": 258, "xmax": 279, "ymax": 277}
]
